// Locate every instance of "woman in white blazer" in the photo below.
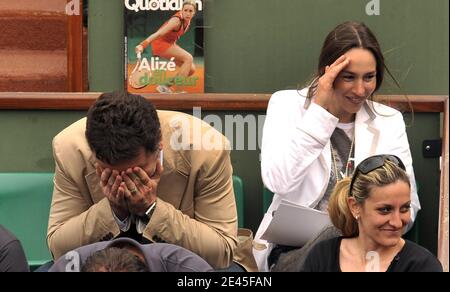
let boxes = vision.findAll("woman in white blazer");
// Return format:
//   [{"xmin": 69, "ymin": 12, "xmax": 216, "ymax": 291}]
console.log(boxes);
[{"xmin": 253, "ymin": 21, "xmax": 420, "ymax": 272}]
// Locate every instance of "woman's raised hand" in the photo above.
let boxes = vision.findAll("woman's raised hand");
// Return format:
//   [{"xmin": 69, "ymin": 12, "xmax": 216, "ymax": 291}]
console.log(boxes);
[{"xmin": 314, "ymin": 55, "xmax": 350, "ymax": 110}]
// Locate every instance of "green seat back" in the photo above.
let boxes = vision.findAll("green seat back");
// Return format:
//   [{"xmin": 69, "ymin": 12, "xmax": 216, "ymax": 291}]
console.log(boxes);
[
  {"xmin": 0, "ymin": 173, "xmax": 54, "ymax": 268},
  {"xmin": 263, "ymin": 187, "xmax": 274, "ymax": 214},
  {"xmin": 232, "ymin": 175, "xmax": 244, "ymax": 228}
]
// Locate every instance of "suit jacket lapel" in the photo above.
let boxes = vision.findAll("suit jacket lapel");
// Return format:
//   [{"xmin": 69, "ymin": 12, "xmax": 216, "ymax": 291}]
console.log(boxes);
[
  {"xmin": 157, "ymin": 152, "xmax": 187, "ymax": 211},
  {"xmin": 85, "ymin": 154, "xmax": 103, "ymax": 204},
  {"xmin": 157, "ymin": 112, "xmax": 190, "ymax": 212}
]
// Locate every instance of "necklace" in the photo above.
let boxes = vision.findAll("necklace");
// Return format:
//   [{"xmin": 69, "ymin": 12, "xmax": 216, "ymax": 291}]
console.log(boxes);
[{"xmin": 331, "ymin": 137, "xmax": 355, "ymax": 182}]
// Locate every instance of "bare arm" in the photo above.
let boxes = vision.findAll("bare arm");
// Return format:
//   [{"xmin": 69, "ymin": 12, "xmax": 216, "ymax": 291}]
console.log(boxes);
[{"xmin": 136, "ymin": 17, "xmax": 181, "ymax": 53}]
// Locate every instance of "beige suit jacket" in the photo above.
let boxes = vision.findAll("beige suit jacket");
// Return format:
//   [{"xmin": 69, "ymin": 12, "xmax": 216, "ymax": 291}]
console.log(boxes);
[{"xmin": 47, "ymin": 110, "xmax": 238, "ymax": 269}]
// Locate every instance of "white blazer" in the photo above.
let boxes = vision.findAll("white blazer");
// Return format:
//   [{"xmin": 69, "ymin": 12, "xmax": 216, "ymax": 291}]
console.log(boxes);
[{"xmin": 253, "ymin": 89, "xmax": 420, "ymax": 271}]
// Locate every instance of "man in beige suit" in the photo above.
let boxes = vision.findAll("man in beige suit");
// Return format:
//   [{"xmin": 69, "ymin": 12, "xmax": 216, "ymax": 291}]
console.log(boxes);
[{"xmin": 47, "ymin": 91, "xmax": 238, "ymax": 269}]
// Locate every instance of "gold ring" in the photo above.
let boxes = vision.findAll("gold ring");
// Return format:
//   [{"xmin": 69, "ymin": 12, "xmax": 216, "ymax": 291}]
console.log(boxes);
[{"xmin": 130, "ymin": 188, "xmax": 137, "ymax": 194}]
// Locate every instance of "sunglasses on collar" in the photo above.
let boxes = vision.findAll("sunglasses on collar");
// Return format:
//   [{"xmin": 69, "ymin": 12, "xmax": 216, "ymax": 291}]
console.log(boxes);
[{"xmin": 349, "ymin": 154, "xmax": 406, "ymax": 196}]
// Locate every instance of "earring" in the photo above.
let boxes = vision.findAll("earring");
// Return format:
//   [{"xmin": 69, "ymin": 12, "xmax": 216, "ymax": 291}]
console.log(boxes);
[{"xmin": 355, "ymin": 215, "xmax": 359, "ymax": 220}]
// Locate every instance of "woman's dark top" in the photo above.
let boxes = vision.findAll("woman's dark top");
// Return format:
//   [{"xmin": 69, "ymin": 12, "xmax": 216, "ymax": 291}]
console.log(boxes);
[{"xmin": 301, "ymin": 236, "xmax": 443, "ymax": 272}]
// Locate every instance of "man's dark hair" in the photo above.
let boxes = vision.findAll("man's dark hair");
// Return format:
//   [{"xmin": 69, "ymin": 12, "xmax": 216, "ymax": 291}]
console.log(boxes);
[
  {"xmin": 81, "ymin": 247, "xmax": 149, "ymax": 272},
  {"xmin": 86, "ymin": 91, "xmax": 161, "ymax": 165}
]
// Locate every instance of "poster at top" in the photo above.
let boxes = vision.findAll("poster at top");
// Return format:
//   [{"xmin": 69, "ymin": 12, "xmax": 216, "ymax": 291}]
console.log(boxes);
[{"xmin": 124, "ymin": 0, "xmax": 204, "ymax": 94}]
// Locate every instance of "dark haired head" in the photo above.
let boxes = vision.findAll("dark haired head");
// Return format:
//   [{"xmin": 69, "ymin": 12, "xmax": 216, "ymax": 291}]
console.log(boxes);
[
  {"xmin": 81, "ymin": 247, "xmax": 149, "ymax": 272},
  {"xmin": 86, "ymin": 91, "xmax": 161, "ymax": 165},
  {"xmin": 308, "ymin": 21, "xmax": 388, "ymax": 99}
]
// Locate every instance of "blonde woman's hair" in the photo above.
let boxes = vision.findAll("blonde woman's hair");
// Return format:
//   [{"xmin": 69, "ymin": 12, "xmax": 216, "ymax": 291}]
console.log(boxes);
[
  {"xmin": 183, "ymin": 0, "xmax": 197, "ymax": 10},
  {"xmin": 328, "ymin": 160, "xmax": 410, "ymax": 237}
]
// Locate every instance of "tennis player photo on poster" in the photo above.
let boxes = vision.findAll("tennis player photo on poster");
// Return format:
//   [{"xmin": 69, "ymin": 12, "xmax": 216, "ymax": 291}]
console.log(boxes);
[{"xmin": 125, "ymin": 0, "xmax": 204, "ymax": 94}]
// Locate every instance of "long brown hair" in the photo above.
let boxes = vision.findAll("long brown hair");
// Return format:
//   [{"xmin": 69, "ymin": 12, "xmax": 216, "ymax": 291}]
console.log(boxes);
[{"xmin": 306, "ymin": 21, "xmax": 398, "ymax": 100}]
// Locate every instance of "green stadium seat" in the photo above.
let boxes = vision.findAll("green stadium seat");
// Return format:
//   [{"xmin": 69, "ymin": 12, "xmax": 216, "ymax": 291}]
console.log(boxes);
[
  {"xmin": 232, "ymin": 175, "xmax": 244, "ymax": 228},
  {"xmin": 0, "ymin": 173, "xmax": 54, "ymax": 270}
]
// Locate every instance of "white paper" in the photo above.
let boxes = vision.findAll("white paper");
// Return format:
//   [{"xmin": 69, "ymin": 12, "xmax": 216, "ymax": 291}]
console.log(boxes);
[{"xmin": 261, "ymin": 200, "xmax": 331, "ymax": 246}]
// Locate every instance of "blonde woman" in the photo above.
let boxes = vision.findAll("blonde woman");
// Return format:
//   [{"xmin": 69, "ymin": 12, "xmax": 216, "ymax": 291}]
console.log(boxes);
[
  {"xmin": 135, "ymin": 0, "xmax": 197, "ymax": 93},
  {"xmin": 302, "ymin": 155, "xmax": 442, "ymax": 272}
]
